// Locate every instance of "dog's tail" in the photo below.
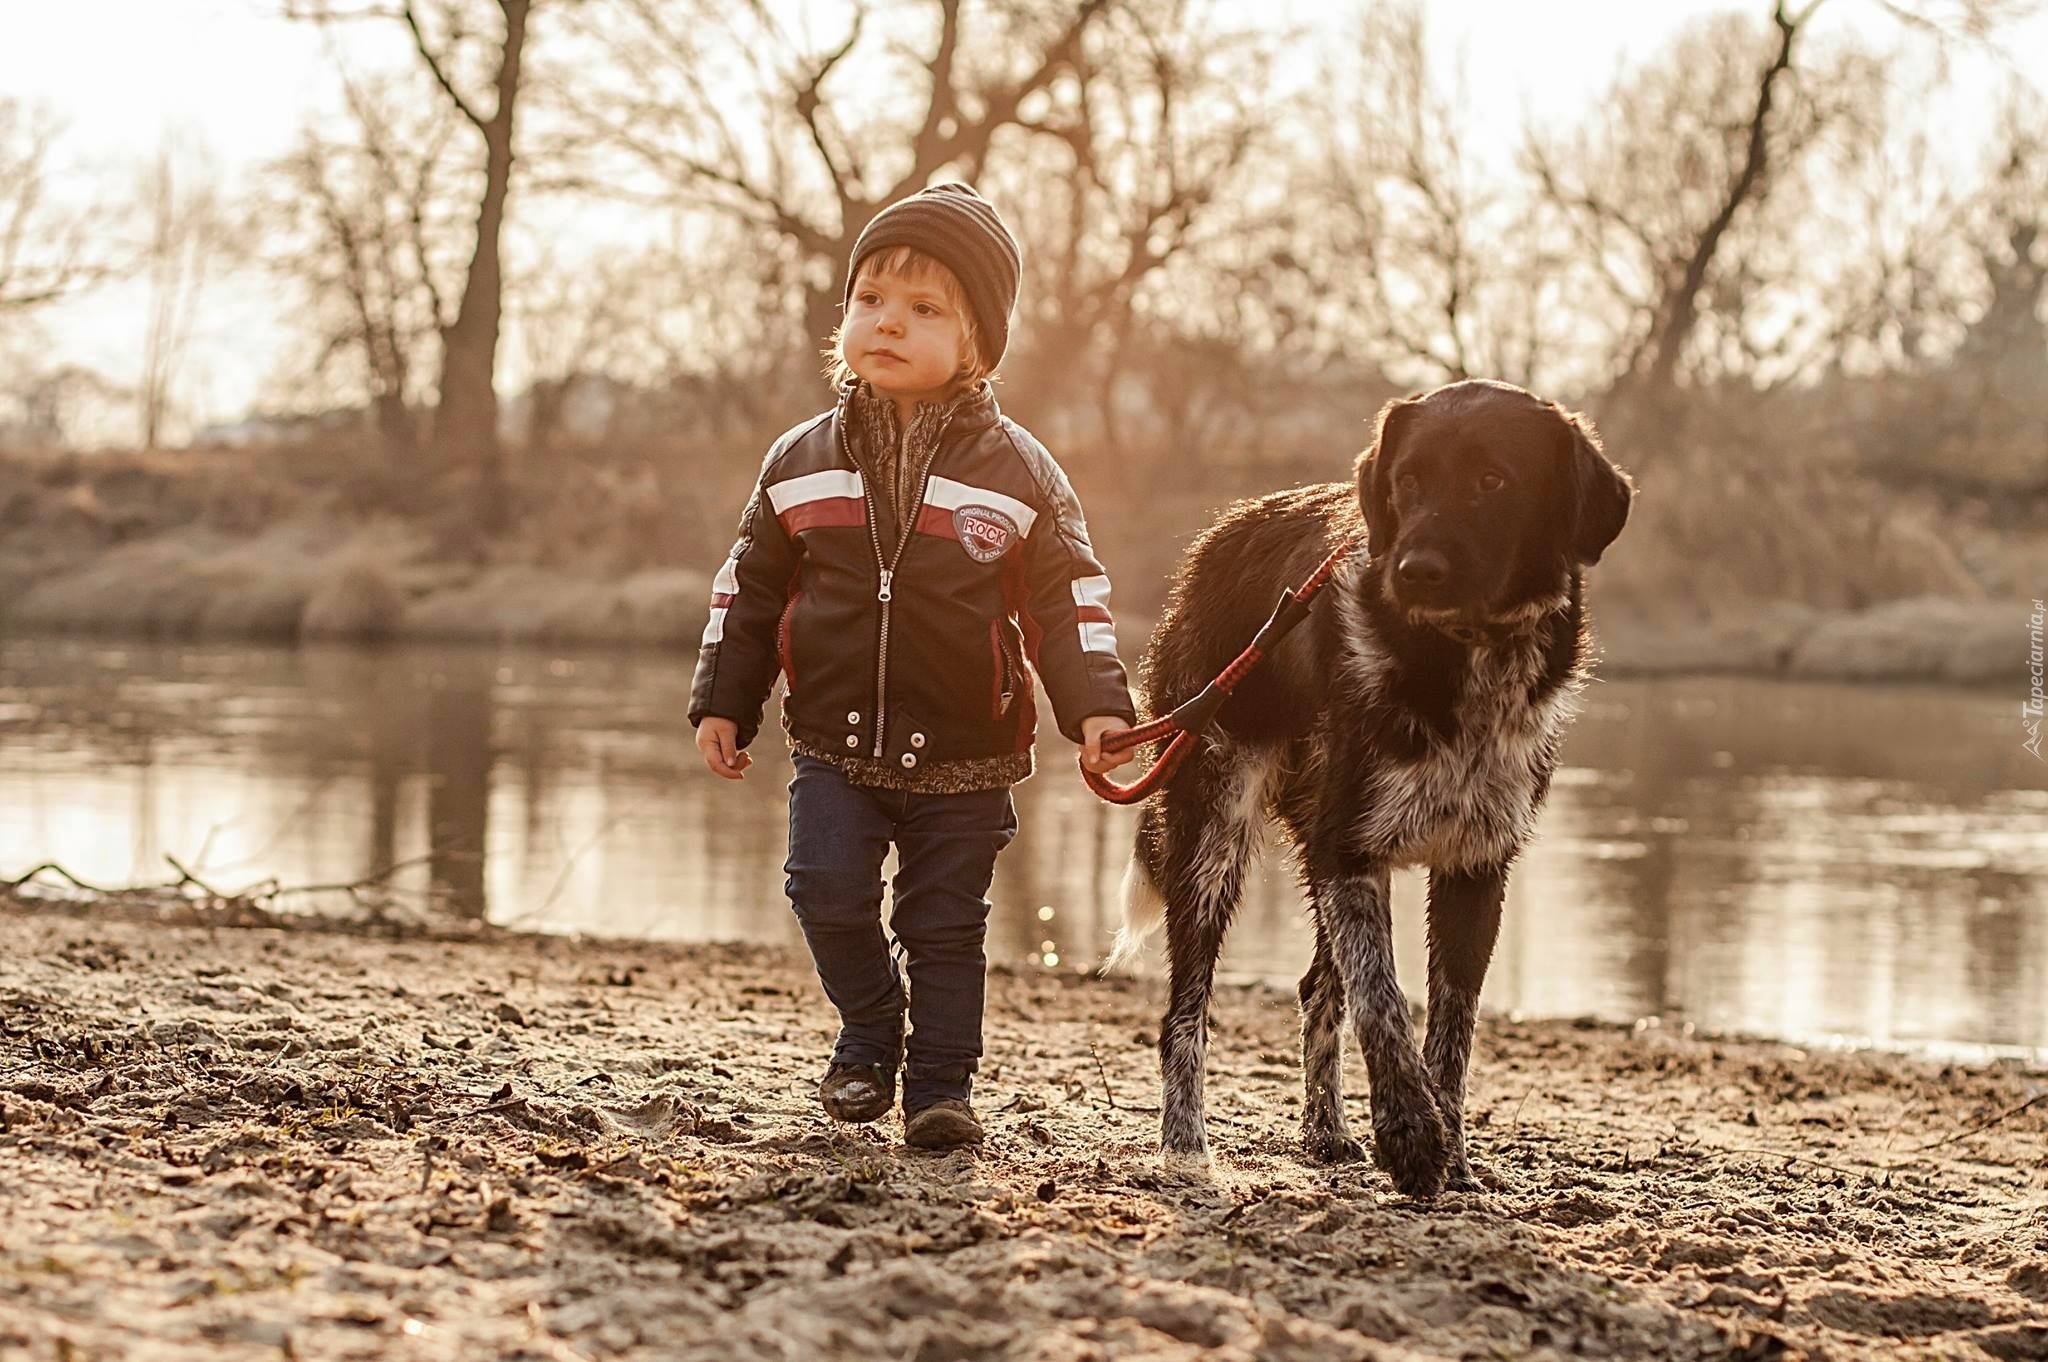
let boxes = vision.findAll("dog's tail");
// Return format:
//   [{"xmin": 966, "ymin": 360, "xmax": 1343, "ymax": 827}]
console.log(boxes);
[{"xmin": 1102, "ymin": 838, "xmax": 1166, "ymax": 973}]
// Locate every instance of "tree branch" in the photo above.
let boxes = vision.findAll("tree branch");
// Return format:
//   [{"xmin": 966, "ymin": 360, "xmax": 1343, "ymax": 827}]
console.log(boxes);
[
  {"xmin": 404, "ymin": 1, "xmax": 490, "ymax": 132},
  {"xmin": 1640, "ymin": 0, "xmax": 1811, "ymax": 391},
  {"xmin": 905, "ymin": 0, "xmax": 964, "ymax": 189},
  {"xmin": 793, "ymin": 10, "xmax": 864, "ymax": 231},
  {"xmin": 892, "ymin": 0, "xmax": 1109, "ymax": 201}
]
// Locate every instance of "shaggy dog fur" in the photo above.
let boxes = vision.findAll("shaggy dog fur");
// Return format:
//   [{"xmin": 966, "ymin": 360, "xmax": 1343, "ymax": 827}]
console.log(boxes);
[{"xmin": 1108, "ymin": 379, "xmax": 1634, "ymax": 1197}]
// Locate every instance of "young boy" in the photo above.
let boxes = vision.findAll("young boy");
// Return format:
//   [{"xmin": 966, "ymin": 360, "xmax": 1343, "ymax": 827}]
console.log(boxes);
[{"xmin": 689, "ymin": 182, "xmax": 1138, "ymax": 1149}]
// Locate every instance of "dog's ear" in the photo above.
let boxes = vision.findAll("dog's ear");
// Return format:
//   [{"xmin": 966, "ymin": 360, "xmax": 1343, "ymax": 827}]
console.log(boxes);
[
  {"xmin": 1356, "ymin": 397, "xmax": 1421, "ymax": 557},
  {"xmin": 1561, "ymin": 409, "xmax": 1633, "ymax": 568}
]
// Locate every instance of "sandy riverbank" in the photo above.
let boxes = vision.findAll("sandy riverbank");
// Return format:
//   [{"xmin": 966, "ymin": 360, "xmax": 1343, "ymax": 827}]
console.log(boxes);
[{"xmin": 2, "ymin": 903, "xmax": 2045, "ymax": 1361}]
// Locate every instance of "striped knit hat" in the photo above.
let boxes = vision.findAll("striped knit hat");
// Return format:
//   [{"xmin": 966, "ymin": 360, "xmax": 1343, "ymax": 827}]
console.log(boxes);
[{"xmin": 843, "ymin": 182, "xmax": 1023, "ymax": 370}]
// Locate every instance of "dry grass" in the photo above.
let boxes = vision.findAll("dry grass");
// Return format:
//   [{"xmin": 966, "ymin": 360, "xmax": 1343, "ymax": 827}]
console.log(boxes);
[
  {"xmin": 399, "ymin": 566, "xmax": 710, "ymax": 647},
  {"xmin": 0, "ymin": 375, "xmax": 2038, "ymax": 666},
  {"xmin": 300, "ymin": 557, "xmax": 408, "ymax": 643}
]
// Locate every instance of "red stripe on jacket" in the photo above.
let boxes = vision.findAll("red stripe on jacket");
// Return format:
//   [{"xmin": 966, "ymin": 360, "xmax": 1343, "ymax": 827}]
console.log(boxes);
[
  {"xmin": 778, "ymin": 498, "xmax": 866, "ymax": 536},
  {"xmin": 914, "ymin": 504, "xmax": 955, "ymax": 539}
]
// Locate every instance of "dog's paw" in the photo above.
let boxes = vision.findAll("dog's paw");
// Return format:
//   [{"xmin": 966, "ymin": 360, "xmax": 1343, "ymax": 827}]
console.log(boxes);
[
  {"xmin": 1302, "ymin": 1125, "xmax": 1368, "ymax": 1165},
  {"xmin": 1443, "ymin": 1163, "xmax": 1484, "ymax": 1194},
  {"xmin": 1371, "ymin": 1099, "xmax": 1450, "ymax": 1199},
  {"xmin": 1444, "ymin": 1157, "xmax": 1507, "ymax": 1194},
  {"xmin": 1159, "ymin": 1116, "xmax": 1210, "ymax": 1161}
]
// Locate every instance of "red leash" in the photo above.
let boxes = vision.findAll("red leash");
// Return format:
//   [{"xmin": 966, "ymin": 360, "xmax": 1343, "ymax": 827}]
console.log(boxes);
[{"xmin": 1081, "ymin": 535, "xmax": 1361, "ymax": 805}]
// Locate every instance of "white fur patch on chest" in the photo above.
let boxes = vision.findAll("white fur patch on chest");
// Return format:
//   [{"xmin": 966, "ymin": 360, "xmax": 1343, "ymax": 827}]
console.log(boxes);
[{"xmin": 1332, "ymin": 582, "xmax": 1581, "ymax": 872}]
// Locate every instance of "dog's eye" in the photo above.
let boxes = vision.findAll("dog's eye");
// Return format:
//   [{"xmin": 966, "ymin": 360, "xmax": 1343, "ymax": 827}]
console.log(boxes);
[{"xmin": 1478, "ymin": 472, "xmax": 1506, "ymax": 493}]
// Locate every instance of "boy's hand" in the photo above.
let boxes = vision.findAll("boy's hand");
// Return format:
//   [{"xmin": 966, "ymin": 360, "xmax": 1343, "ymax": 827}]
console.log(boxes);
[
  {"xmin": 1080, "ymin": 715, "xmax": 1137, "ymax": 775},
  {"xmin": 696, "ymin": 717, "xmax": 752, "ymax": 780}
]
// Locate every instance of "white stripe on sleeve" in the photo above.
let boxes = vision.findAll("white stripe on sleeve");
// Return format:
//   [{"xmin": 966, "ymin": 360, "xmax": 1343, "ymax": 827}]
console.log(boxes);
[
  {"xmin": 1071, "ymin": 575, "xmax": 1112, "ymax": 609},
  {"xmin": 922, "ymin": 476, "xmax": 1039, "ymax": 536},
  {"xmin": 765, "ymin": 468, "xmax": 864, "ymax": 515},
  {"xmin": 1071, "ymin": 575, "xmax": 1118, "ymax": 654}
]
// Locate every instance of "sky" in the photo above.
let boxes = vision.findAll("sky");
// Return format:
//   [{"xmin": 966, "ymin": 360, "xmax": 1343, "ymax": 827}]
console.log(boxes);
[{"xmin": 2, "ymin": 0, "xmax": 2043, "ymax": 441}]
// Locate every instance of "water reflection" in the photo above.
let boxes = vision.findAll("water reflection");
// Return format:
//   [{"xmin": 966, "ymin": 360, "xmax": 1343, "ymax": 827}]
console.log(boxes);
[{"xmin": 2, "ymin": 637, "xmax": 2043, "ymax": 1052}]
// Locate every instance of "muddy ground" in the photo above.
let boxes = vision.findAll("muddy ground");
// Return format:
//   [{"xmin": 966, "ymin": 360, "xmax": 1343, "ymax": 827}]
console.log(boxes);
[{"xmin": 2, "ymin": 903, "xmax": 2045, "ymax": 1361}]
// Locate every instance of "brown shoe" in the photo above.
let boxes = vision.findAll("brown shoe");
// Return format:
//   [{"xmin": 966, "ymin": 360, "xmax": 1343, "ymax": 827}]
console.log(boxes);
[
  {"xmin": 819, "ymin": 1063, "xmax": 894, "ymax": 1123},
  {"xmin": 904, "ymin": 1098, "xmax": 984, "ymax": 1149}
]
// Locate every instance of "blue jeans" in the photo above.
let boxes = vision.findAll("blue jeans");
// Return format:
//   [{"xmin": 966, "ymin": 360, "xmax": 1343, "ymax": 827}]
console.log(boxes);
[{"xmin": 784, "ymin": 754, "xmax": 1018, "ymax": 1108}]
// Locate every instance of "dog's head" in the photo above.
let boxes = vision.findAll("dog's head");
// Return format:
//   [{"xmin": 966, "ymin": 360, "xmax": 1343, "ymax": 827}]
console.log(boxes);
[{"xmin": 1355, "ymin": 379, "xmax": 1634, "ymax": 625}]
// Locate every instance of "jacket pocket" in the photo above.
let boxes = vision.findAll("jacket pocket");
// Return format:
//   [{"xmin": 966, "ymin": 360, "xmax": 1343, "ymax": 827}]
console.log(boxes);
[
  {"xmin": 777, "ymin": 590, "xmax": 801, "ymax": 691},
  {"xmin": 990, "ymin": 619, "xmax": 1019, "ymax": 719}
]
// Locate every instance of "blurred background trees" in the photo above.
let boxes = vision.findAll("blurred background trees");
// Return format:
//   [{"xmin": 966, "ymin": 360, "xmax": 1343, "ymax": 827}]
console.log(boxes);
[
  {"xmin": 0, "ymin": 101, "xmax": 117, "ymax": 317},
  {"xmin": 3, "ymin": 0, "xmax": 2043, "ymax": 617}
]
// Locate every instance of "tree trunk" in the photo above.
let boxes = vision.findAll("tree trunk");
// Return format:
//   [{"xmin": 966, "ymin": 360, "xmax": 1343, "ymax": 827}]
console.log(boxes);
[
  {"xmin": 526, "ymin": 375, "xmax": 568, "ymax": 456},
  {"xmin": 1635, "ymin": 1, "xmax": 1803, "ymax": 398},
  {"xmin": 808, "ymin": 195, "xmax": 886, "ymax": 364},
  {"xmin": 805, "ymin": 283, "xmax": 843, "ymax": 373},
  {"xmin": 430, "ymin": 0, "xmax": 527, "ymax": 536},
  {"xmin": 373, "ymin": 390, "xmax": 415, "ymax": 461}
]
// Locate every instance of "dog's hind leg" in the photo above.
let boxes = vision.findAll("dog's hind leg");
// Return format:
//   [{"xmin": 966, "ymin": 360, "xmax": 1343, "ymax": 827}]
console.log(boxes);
[
  {"xmin": 1298, "ymin": 903, "xmax": 1364, "ymax": 1163},
  {"xmin": 1154, "ymin": 747, "xmax": 1267, "ymax": 1159},
  {"xmin": 1423, "ymin": 863, "xmax": 1507, "ymax": 1192},
  {"xmin": 1318, "ymin": 864, "xmax": 1450, "ymax": 1198}
]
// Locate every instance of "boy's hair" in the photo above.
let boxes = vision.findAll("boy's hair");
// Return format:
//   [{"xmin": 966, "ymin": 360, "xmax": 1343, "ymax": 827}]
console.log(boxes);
[{"xmin": 824, "ymin": 245, "xmax": 995, "ymax": 389}]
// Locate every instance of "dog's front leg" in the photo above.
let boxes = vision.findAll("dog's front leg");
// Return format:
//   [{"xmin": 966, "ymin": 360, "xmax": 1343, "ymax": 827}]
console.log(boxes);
[
  {"xmin": 1319, "ymin": 863, "xmax": 1449, "ymax": 1198},
  {"xmin": 1423, "ymin": 863, "xmax": 1507, "ymax": 1192}
]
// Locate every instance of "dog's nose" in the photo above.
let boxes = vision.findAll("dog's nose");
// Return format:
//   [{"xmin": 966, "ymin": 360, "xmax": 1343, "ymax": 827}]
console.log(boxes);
[{"xmin": 1396, "ymin": 549, "xmax": 1450, "ymax": 589}]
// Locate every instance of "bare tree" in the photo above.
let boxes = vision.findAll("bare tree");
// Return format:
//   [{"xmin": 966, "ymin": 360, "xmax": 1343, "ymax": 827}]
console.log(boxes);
[
  {"xmin": 1523, "ymin": 5, "xmax": 1850, "ymax": 401},
  {"xmin": 1939, "ymin": 86, "xmax": 2048, "ymax": 487},
  {"xmin": 594, "ymin": 216, "xmax": 818, "ymax": 445},
  {"xmin": 563, "ymin": 0, "xmax": 1113, "ymax": 351},
  {"xmin": 1529, "ymin": 0, "xmax": 2038, "ymax": 403},
  {"xmin": 506, "ymin": 243, "xmax": 634, "ymax": 455},
  {"xmin": 137, "ymin": 137, "xmax": 234, "ymax": 448},
  {"xmin": 0, "ymin": 362, "xmax": 127, "ymax": 449},
  {"xmin": 1287, "ymin": 3, "xmax": 1569, "ymax": 392},
  {"xmin": 1799, "ymin": 107, "xmax": 1966, "ymax": 376},
  {"xmin": 989, "ymin": 0, "xmax": 1279, "ymax": 437},
  {"xmin": 1955, "ymin": 87, "xmax": 2048, "ymax": 373},
  {"xmin": 0, "ymin": 99, "xmax": 115, "ymax": 317},
  {"xmin": 267, "ymin": 76, "xmax": 465, "ymax": 460},
  {"xmin": 288, "ymin": 0, "xmax": 551, "ymax": 529},
  {"xmin": 1657, "ymin": 2, "xmax": 1810, "ymax": 396}
]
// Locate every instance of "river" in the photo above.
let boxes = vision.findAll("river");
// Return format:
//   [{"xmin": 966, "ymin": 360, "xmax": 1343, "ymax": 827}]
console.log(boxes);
[{"xmin": 3, "ymin": 635, "xmax": 2043, "ymax": 1055}]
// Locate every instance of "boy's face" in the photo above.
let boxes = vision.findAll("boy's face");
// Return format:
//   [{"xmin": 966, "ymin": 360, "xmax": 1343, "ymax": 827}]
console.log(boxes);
[{"xmin": 843, "ymin": 261, "xmax": 973, "ymax": 403}]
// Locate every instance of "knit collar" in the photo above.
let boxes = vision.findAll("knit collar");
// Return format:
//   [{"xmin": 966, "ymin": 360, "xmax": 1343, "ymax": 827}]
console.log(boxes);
[
  {"xmin": 853, "ymin": 381, "xmax": 958, "ymax": 470},
  {"xmin": 837, "ymin": 377, "xmax": 998, "ymax": 440}
]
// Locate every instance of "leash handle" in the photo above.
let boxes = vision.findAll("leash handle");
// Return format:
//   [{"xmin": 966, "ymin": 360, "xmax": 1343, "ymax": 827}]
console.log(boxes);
[
  {"xmin": 1079, "ymin": 534, "xmax": 1360, "ymax": 806},
  {"xmin": 1081, "ymin": 726, "xmax": 1200, "ymax": 805}
]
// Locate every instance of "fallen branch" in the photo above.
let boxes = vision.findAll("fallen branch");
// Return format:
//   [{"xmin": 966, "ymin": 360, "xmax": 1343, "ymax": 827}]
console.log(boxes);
[
  {"xmin": 4, "ymin": 862, "xmax": 123, "ymax": 896},
  {"xmin": 1713, "ymin": 1146, "xmax": 1890, "ymax": 1180},
  {"xmin": 1, "ymin": 852, "xmax": 483, "ymax": 939},
  {"xmin": 1910, "ymin": 1090, "xmax": 2048, "ymax": 1153},
  {"xmin": 1089, "ymin": 1040, "xmax": 1119, "ymax": 1111}
]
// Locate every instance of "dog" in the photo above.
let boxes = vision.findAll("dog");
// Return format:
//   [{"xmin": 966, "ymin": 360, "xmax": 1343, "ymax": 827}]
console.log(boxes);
[{"xmin": 1106, "ymin": 378, "xmax": 1634, "ymax": 1197}]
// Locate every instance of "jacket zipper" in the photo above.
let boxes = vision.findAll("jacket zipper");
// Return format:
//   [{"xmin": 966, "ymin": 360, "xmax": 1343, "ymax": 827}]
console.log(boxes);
[{"xmin": 842, "ymin": 402, "xmax": 958, "ymax": 758}]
